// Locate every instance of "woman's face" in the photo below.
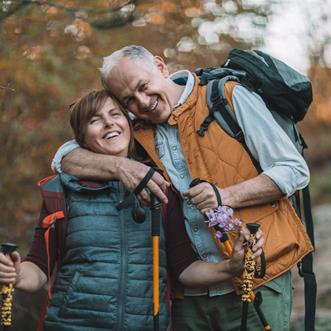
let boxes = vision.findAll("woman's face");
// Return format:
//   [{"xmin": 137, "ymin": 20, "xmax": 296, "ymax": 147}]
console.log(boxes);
[{"xmin": 84, "ymin": 97, "xmax": 131, "ymax": 157}]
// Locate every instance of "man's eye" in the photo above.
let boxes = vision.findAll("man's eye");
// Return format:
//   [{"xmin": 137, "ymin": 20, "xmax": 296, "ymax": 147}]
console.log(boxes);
[{"xmin": 125, "ymin": 97, "xmax": 134, "ymax": 107}]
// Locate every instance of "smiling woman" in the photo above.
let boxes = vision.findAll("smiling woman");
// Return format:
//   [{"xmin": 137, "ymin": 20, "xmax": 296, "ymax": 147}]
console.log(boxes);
[
  {"xmin": 0, "ymin": 89, "xmax": 171, "ymax": 331},
  {"xmin": 69, "ymin": 90, "xmax": 134, "ymax": 157}
]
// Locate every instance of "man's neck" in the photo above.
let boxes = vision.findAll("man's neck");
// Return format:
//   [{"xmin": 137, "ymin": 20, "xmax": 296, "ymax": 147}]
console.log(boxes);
[{"xmin": 169, "ymin": 80, "xmax": 186, "ymax": 108}]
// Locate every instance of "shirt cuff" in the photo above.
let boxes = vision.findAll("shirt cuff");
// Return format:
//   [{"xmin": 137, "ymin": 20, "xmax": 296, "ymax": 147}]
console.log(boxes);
[
  {"xmin": 51, "ymin": 140, "xmax": 80, "ymax": 173},
  {"xmin": 263, "ymin": 165, "xmax": 309, "ymax": 197}
]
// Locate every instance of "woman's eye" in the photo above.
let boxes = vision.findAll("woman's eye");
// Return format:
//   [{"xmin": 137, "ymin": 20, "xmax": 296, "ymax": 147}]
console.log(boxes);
[{"xmin": 89, "ymin": 118, "xmax": 99, "ymax": 124}]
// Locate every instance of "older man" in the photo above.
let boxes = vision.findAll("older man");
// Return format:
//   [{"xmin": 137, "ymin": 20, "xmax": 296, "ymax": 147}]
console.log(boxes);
[{"xmin": 52, "ymin": 45, "xmax": 313, "ymax": 331}]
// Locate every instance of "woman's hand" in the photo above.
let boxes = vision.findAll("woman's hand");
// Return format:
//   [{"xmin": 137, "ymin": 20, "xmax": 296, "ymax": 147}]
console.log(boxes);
[
  {"xmin": 0, "ymin": 251, "xmax": 21, "ymax": 286},
  {"xmin": 229, "ymin": 227, "xmax": 265, "ymax": 276}
]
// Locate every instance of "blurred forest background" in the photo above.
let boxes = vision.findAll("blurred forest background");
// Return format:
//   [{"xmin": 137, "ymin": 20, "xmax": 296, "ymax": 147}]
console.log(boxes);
[{"xmin": 1, "ymin": 0, "xmax": 331, "ymax": 330}]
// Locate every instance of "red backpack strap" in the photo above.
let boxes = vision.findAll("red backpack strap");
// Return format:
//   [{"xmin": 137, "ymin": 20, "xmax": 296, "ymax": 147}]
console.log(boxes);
[
  {"xmin": 36, "ymin": 175, "xmax": 67, "ymax": 331},
  {"xmin": 40, "ymin": 211, "xmax": 64, "ymax": 299}
]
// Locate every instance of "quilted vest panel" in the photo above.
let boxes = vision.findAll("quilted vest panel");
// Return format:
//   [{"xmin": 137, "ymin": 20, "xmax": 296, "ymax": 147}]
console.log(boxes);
[
  {"xmin": 44, "ymin": 174, "xmax": 168, "ymax": 331},
  {"xmin": 134, "ymin": 77, "xmax": 313, "ymax": 291}
]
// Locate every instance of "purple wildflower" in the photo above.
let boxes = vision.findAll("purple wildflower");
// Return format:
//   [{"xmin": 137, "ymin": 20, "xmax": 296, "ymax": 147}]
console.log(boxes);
[{"xmin": 205, "ymin": 206, "xmax": 242, "ymax": 233}]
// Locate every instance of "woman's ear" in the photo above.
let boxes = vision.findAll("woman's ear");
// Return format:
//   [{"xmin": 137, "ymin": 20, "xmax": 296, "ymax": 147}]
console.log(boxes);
[{"xmin": 153, "ymin": 56, "xmax": 169, "ymax": 78}]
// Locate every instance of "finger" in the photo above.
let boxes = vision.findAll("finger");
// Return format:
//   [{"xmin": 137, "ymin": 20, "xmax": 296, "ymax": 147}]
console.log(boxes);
[
  {"xmin": 193, "ymin": 195, "xmax": 211, "ymax": 208},
  {"xmin": 137, "ymin": 191, "xmax": 151, "ymax": 205},
  {"xmin": 0, "ymin": 269, "xmax": 17, "ymax": 279},
  {"xmin": 191, "ymin": 192, "xmax": 213, "ymax": 206},
  {"xmin": 146, "ymin": 180, "xmax": 168, "ymax": 204},
  {"xmin": 11, "ymin": 251, "xmax": 21, "ymax": 264},
  {"xmin": 0, "ymin": 253, "xmax": 14, "ymax": 267},
  {"xmin": 240, "ymin": 227, "xmax": 250, "ymax": 241},
  {"xmin": 201, "ymin": 207, "xmax": 214, "ymax": 214},
  {"xmin": 252, "ymin": 248, "xmax": 263, "ymax": 259},
  {"xmin": 253, "ymin": 238, "xmax": 264, "ymax": 252},
  {"xmin": 0, "ymin": 264, "xmax": 16, "ymax": 274},
  {"xmin": 255, "ymin": 229, "xmax": 263, "ymax": 240},
  {"xmin": 0, "ymin": 276, "xmax": 17, "ymax": 284},
  {"xmin": 150, "ymin": 172, "xmax": 170, "ymax": 192},
  {"xmin": 183, "ymin": 183, "xmax": 205, "ymax": 198}
]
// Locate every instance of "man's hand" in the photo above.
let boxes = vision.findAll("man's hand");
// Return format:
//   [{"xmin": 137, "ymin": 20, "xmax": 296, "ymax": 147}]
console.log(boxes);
[
  {"xmin": 183, "ymin": 174, "xmax": 283, "ymax": 212},
  {"xmin": 116, "ymin": 158, "xmax": 170, "ymax": 204},
  {"xmin": 61, "ymin": 148, "xmax": 170, "ymax": 204},
  {"xmin": 183, "ymin": 182, "xmax": 220, "ymax": 213}
]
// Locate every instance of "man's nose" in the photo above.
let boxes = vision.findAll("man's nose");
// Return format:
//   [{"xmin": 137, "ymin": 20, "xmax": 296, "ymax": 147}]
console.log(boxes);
[{"xmin": 136, "ymin": 93, "xmax": 150, "ymax": 110}]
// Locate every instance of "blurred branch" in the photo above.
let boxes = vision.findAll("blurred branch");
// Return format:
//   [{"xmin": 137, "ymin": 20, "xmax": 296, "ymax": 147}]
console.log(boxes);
[
  {"xmin": 90, "ymin": 11, "xmax": 135, "ymax": 29},
  {"xmin": 0, "ymin": 0, "xmax": 138, "ymax": 21},
  {"xmin": 43, "ymin": 0, "xmax": 136, "ymax": 14},
  {"xmin": 0, "ymin": 84, "xmax": 15, "ymax": 92}
]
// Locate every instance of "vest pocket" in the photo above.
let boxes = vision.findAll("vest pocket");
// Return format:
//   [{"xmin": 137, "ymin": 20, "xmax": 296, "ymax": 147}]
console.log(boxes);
[
  {"xmin": 58, "ymin": 272, "xmax": 115, "ymax": 327},
  {"xmin": 58, "ymin": 271, "xmax": 81, "ymax": 317},
  {"xmin": 235, "ymin": 200, "xmax": 279, "ymax": 223}
]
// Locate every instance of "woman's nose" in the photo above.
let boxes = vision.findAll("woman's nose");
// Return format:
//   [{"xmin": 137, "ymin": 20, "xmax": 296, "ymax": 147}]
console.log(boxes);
[{"xmin": 103, "ymin": 117, "xmax": 114, "ymax": 127}]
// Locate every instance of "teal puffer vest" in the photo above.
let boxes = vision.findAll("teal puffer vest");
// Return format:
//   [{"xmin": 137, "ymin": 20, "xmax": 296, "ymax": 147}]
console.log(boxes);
[{"xmin": 44, "ymin": 173, "xmax": 168, "ymax": 331}]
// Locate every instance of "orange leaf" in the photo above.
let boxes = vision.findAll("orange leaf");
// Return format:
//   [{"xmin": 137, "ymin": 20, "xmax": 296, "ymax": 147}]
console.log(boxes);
[{"xmin": 148, "ymin": 13, "xmax": 166, "ymax": 25}]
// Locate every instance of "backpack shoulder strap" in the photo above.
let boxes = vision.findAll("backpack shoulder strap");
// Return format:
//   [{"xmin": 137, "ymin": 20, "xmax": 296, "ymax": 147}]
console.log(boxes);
[{"xmin": 37, "ymin": 175, "xmax": 67, "ymax": 297}]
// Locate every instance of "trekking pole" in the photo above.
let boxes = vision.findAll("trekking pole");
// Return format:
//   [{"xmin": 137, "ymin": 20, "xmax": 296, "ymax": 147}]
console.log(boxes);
[
  {"xmin": 219, "ymin": 224, "xmax": 271, "ymax": 331},
  {"xmin": 0, "ymin": 243, "xmax": 17, "ymax": 331},
  {"xmin": 241, "ymin": 224, "xmax": 260, "ymax": 331},
  {"xmin": 151, "ymin": 194, "xmax": 161, "ymax": 331},
  {"xmin": 189, "ymin": 178, "xmax": 271, "ymax": 331}
]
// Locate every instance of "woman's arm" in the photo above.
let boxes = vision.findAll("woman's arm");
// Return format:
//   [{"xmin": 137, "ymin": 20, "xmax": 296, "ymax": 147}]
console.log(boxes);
[
  {"xmin": 0, "ymin": 252, "xmax": 46, "ymax": 292},
  {"xmin": 178, "ymin": 228, "xmax": 264, "ymax": 287}
]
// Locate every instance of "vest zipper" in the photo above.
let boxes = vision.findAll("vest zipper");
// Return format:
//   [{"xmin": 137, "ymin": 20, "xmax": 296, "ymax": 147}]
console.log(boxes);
[{"xmin": 116, "ymin": 185, "xmax": 128, "ymax": 331}]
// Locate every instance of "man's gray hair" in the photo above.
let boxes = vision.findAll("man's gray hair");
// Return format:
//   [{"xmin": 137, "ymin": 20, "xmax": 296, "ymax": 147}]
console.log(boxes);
[{"xmin": 100, "ymin": 45, "xmax": 154, "ymax": 90}]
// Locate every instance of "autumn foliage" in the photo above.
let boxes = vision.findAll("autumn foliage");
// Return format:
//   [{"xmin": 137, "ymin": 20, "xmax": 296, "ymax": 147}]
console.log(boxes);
[{"xmin": 0, "ymin": 0, "xmax": 330, "ymax": 252}]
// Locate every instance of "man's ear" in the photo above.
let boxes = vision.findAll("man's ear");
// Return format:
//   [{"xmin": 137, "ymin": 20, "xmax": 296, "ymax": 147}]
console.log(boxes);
[{"xmin": 153, "ymin": 56, "xmax": 169, "ymax": 77}]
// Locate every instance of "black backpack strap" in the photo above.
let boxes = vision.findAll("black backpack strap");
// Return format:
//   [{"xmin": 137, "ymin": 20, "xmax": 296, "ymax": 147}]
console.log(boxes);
[{"xmin": 298, "ymin": 186, "xmax": 316, "ymax": 331}]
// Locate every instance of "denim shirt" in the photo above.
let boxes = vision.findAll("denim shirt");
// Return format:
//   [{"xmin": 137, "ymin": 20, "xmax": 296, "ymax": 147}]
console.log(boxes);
[
  {"xmin": 155, "ymin": 123, "xmax": 234, "ymax": 296},
  {"xmin": 154, "ymin": 70, "xmax": 233, "ymax": 296}
]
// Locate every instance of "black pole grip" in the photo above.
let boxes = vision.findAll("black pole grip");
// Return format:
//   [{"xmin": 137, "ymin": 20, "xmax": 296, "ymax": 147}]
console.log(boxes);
[
  {"xmin": 0, "ymin": 244, "xmax": 17, "ymax": 255},
  {"xmin": 246, "ymin": 223, "xmax": 260, "ymax": 235},
  {"xmin": 151, "ymin": 194, "xmax": 161, "ymax": 237}
]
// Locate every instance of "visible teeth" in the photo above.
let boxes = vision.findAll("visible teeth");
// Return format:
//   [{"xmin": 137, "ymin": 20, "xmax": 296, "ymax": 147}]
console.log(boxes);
[
  {"xmin": 150, "ymin": 99, "xmax": 158, "ymax": 111},
  {"xmin": 104, "ymin": 132, "xmax": 119, "ymax": 139}
]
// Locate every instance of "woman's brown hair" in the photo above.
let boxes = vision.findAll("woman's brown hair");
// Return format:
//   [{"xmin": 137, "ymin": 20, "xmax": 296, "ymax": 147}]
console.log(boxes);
[{"xmin": 69, "ymin": 90, "xmax": 136, "ymax": 157}]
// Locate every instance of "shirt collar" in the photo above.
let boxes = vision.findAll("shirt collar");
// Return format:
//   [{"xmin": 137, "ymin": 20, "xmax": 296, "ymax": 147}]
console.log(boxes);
[{"xmin": 170, "ymin": 70, "xmax": 195, "ymax": 108}]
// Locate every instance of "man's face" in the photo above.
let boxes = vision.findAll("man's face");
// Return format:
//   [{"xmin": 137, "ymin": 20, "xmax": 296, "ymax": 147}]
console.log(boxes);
[{"xmin": 107, "ymin": 56, "xmax": 174, "ymax": 124}]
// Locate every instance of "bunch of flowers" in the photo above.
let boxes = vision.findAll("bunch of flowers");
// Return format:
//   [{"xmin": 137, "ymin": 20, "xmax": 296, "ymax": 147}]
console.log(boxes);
[{"xmin": 205, "ymin": 205, "xmax": 243, "ymax": 239}]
